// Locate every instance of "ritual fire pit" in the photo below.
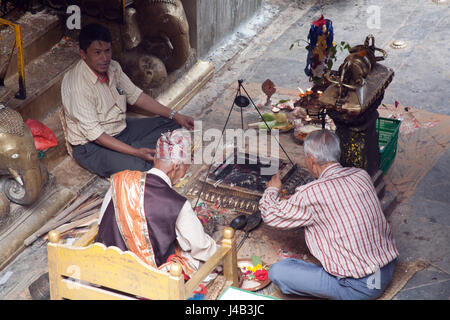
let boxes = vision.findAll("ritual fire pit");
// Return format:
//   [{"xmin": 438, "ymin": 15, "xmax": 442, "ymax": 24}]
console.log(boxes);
[
  {"xmin": 185, "ymin": 151, "xmax": 314, "ymax": 214},
  {"xmin": 185, "ymin": 79, "xmax": 314, "ymax": 214}
]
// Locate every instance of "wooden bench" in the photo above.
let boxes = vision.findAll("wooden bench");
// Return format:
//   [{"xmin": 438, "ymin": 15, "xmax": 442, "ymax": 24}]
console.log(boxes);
[{"xmin": 47, "ymin": 226, "xmax": 238, "ymax": 300}]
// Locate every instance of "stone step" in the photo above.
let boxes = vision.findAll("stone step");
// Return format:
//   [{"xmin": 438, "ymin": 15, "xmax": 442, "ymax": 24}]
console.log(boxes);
[
  {"xmin": 2, "ymin": 38, "xmax": 79, "ymax": 121},
  {"xmin": 0, "ymin": 9, "xmax": 91, "ymax": 272},
  {"xmin": 0, "ymin": 86, "xmax": 12, "ymax": 102},
  {"xmin": 0, "ymin": 10, "xmax": 63, "ymax": 83},
  {"xmin": 0, "ymin": 165, "xmax": 102, "ymax": 271}
]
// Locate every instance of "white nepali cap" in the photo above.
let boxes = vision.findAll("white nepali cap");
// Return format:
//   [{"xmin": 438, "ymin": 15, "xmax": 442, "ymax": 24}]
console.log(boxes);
[{"xmin": 156, "ymin": 129, "xmax": 192, "ymax": 163}]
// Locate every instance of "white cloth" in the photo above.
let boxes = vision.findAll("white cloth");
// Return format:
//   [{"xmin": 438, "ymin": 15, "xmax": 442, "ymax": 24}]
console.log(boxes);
[
  {"xmin": 99, "ymin": 168, "xmax": 217, "ymax": 269},
  {"xmin": 156, "ymin": 129, "xmax": 192, "ymax": 163}
]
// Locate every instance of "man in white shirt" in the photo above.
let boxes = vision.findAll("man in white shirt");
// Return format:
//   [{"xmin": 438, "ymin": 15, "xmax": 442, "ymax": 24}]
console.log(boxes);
[{"xmin": 96, "ymin": 129, "xmax": 217, "ymax": 275}]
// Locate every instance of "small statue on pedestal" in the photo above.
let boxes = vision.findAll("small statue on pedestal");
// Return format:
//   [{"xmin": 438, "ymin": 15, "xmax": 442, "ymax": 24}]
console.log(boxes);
[{"xmin": 261, "ymin": 79, "xmax": 276, "ymax": 107}]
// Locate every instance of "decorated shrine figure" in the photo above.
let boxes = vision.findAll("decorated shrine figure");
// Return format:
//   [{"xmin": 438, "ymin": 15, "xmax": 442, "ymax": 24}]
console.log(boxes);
[{"xmin": 305, "ymin": 15, "xmax": 334, "ymax": 80}]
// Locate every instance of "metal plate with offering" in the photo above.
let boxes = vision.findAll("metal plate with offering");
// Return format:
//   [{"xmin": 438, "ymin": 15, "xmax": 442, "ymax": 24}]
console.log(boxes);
[
  {"xmin": 293, "ymin": 123, "xmax": 324, "ymax": 144},
  {"xmin": 238, "ymin": 258, "xmax": 271, "ymax": 291},
  {"xmin": 320, "ymin": 63, "xmax": 394, "ymax": 116}
]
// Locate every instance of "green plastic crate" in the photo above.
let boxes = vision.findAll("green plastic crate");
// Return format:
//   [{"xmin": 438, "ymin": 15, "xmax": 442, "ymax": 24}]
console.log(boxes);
[{"xmin": 376, "ymin": 117, "xmax": 401, "ymax": 174}]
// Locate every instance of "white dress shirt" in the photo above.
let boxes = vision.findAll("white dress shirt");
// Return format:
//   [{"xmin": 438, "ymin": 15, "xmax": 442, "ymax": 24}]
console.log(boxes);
[{"xmin": 61, "ymin": 59, "xmax": 143, "ymax": 145}]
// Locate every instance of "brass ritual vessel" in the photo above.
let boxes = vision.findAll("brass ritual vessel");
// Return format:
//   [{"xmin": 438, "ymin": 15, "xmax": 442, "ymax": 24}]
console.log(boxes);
[
  {"xmin": 320, "ymin": 35, "xmax": 394, "ymax": 116},
  {"xmin": 318, "ymin": 35, "xmax": 395, "ymax": 176}
]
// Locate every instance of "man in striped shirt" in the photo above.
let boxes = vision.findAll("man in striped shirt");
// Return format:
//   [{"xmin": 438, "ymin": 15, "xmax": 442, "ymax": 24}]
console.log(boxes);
[{"xmin": 259, "ymin": 129, "xmax": 398, "ymax": 299}]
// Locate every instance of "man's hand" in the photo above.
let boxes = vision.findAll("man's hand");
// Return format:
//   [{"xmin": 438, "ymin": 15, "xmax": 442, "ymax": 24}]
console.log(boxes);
[
  {"xmin": 135, "ymin": 147, "xmax": 156, "ymax": 162},
  {"xmin": 173, "ymin": 113, "xmax": 194, "ymax": 130},
  {"xmin": 134, "ymin": 93, "xmax": 194, "ymax": 130},
  {"xmin": 266, "ymin": 171, "xmax": 282, "ymax": 190},
  {"xmin": 96, "ymin": 133, "xmax": 156, "ymax": 163}
]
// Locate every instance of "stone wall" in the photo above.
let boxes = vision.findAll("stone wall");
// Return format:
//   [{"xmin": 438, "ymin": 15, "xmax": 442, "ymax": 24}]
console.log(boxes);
[{"xmin": 182, "ymin": 0, "xmax": 263, "ymax": 57}]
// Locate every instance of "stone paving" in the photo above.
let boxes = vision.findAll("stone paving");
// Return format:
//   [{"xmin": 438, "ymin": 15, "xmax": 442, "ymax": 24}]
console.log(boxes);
[{"xmin": 182, "ymin": 0, "xmax": 450, "ymax": 300}]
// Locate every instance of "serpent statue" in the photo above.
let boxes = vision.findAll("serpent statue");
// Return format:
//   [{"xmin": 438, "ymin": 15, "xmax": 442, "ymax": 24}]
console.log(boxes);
[{"xmin": 121, "ymin": 0, "xmax": 191, "ymax": 93}]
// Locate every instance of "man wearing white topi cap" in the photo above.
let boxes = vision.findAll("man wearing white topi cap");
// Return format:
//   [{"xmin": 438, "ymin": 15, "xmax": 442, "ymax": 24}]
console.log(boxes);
[{"xmin": 97, "ymin": 129, "xmax": 217, "ymax": 277}]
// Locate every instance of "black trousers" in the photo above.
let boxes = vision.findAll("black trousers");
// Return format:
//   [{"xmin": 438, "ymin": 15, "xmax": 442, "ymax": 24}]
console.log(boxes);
[{"xmin": 72, "ymin": 117, "xmax": 181, "ymax": 178}]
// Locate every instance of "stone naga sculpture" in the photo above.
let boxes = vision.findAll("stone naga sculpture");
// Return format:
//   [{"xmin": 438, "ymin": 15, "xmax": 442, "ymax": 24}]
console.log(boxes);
[
  {"xmin": 121, "ymin": 0, "xmax": 191, "ymax": 92},
  {"xmin": 0, "ymin": 105, "xmax": 48, "ymax": 206},
  {"xmin": 120, "ymin": 50, "xmax": 168, "ymax": 89}
]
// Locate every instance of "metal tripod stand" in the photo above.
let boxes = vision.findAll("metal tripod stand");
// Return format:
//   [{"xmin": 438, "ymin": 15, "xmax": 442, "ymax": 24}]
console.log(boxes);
[{"xmin": 194, "ymin": 79, "xmax": 296, "ymax": 208}]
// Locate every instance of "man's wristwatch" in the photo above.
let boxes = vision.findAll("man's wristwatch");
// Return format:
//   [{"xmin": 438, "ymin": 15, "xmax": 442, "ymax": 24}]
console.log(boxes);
[{"xmin": 169, "ymin": 110, "xmax": 177, "ymax": 120}]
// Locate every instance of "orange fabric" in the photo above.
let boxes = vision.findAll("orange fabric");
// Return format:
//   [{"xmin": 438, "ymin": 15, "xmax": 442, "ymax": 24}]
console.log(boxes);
[
  {"xmin": 111, "ymin": 170, "xmax": 196, "ymax": 277},
  {"xmin": 112, "ymin": 170, "xmax": 156, "ymax": 267},
  {"xmin": 93, "ymin": 69, "xmax": 109, "ymax": 84},
  {"xmin": 160, "ymin": 246, "xmax": 195, "ymax": 279}
]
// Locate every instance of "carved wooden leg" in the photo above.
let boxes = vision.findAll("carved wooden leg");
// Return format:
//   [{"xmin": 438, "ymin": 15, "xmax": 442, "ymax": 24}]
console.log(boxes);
[{"xmin": 221, "ymin": 227, "xmax": 239, "ymax": 287}]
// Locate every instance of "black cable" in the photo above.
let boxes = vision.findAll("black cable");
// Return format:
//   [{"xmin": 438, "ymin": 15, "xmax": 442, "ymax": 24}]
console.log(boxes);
[{"xmin": 193, "ymin": 84, "xmax": 240, "ymax": 209}]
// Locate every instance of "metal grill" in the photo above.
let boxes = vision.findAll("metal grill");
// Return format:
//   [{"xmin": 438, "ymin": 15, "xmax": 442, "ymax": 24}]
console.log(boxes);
[{"xmin": 186, "ymin": 165, "xmax": 314, "ymax": 214}]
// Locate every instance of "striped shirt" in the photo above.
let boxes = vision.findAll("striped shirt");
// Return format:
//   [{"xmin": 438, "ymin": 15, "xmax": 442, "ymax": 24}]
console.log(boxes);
[
  {"xmin": 259, "ymin": 163, "xmax": 398, "ymax": 278},
  {"xmin": 61, "ymin": 59, "xmax": 143, "ymax": 145}
]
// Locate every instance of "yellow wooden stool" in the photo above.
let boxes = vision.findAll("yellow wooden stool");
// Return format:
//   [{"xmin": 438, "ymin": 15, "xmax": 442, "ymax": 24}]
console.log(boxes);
[{"xmin": 47, "ymin": 226, "xmax": 238, "ymax": 300}]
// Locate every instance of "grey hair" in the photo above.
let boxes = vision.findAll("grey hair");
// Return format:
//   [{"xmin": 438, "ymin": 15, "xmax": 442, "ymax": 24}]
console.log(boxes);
[{"xmin": 304, "ymin": 129, "xmax": 341, "ymax": 165}]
